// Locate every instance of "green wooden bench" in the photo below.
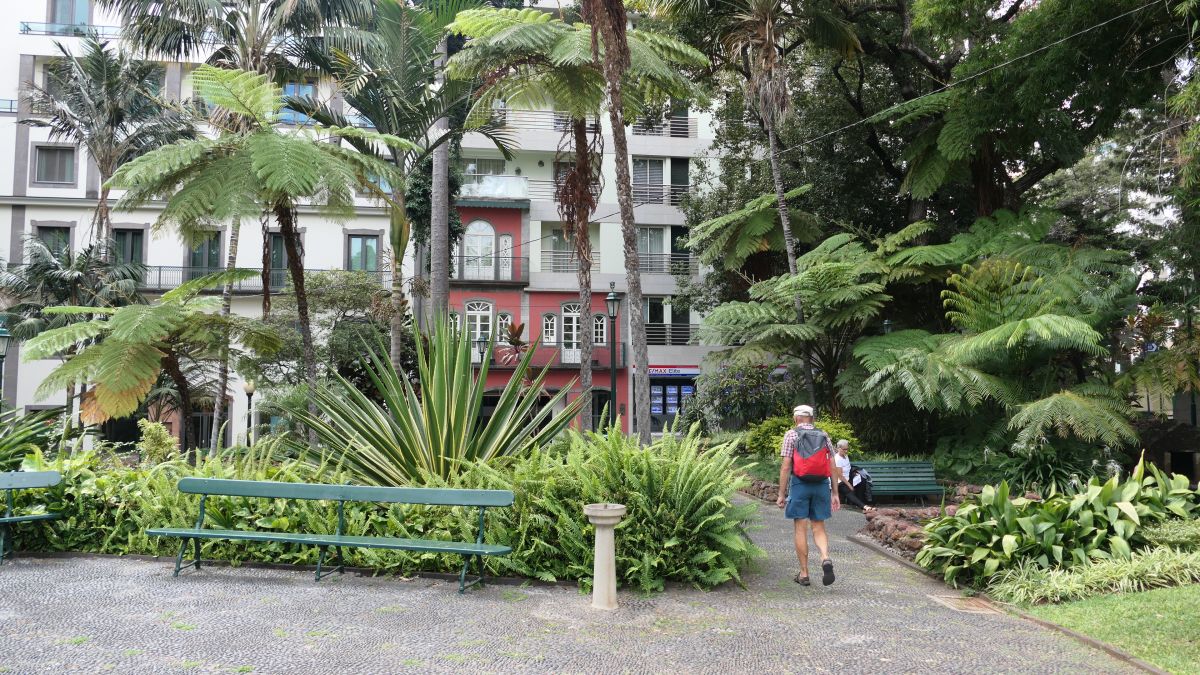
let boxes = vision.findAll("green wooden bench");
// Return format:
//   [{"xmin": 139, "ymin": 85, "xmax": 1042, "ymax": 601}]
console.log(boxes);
[
  {"xmin": 147, "ymin": 478, "xmax": 514, "ymax": 593},
  {"xmin": 1, "ymin": 470, "xmax": 62, "ymax": 565},
  {"xmin": 853, "ymin": 461, "xmax": 944, "ymax": 503}
]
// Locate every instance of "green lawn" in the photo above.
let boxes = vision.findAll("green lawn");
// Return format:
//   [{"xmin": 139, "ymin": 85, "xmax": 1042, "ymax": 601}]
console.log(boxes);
[
  {"xmin": 1026, "ymin": 584, "xmax": 1200, "ymax": 674},
  {"xmin": 733, "ymin": 456, "xmax": 780, "ymax": 484}
]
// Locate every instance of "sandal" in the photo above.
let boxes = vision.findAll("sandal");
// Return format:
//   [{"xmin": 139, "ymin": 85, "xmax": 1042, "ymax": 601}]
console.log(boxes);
[
  {"xmin": 794, "ymin": 573, "xmax": 811, "ymax": 586},
  {"xmin": 821, "ymin": 559, "xmax": 835, "ymax": 586}
]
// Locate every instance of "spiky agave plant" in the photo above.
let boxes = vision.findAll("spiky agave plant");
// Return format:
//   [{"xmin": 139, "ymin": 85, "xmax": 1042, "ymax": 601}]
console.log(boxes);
[{"xmin": 287, "ymin": 317, "xmax": 585, "ymax": 485}]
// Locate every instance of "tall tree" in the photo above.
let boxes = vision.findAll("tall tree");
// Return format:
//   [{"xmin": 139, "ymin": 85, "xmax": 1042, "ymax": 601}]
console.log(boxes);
[
  {"xmin": 447, "ymin": 7, "xmax": 706, "ymax": 431},
  {"xmin": 108, "ymin": 66, "xmax": 413, "ymax": 444},
  {"xmin": 429, "ymin": 38, "xmax": 453, "ymax": 320},
  {"xmin": 0, "ymin": 238, "xmax": 143, "ymax": 432},
  {"xmin": 291, "ymin": 0, "xmax": 511, "ymax": 368},
  {"xmin": 21, "ymin": 37, "xmax": 194, "ymax": 244}
]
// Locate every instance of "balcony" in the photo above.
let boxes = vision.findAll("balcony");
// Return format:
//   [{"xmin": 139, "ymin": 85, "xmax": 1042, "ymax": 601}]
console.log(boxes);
[
  {"xmin": 19, "ymin": 22, "xmax": 121, "ymax": 38},
  {"xmin": 0, "ymin": 99, "xmax": 16, "ymax": 114},
  {"xmin": 632, "ymin": 117, "xmax": 698, "ymax": 138},
  {"xmin": 540, "ymin": 250, "xmax": 601, "ymax": 273},
  {"xmin": 488, "ymin": 109, "xmax": 601, "ymax": 133},
  {"xmin": 459, "ymin": 174, "xmax": 528, "ymax": 200},
  {"xmin": 639, "ymin": 253, "xmax": 698, "ymax": 275},
  {"xmin": 484, "ymin": 343, "xmax": 627, "ymax": 369},
  {"xmin": 450, "ymin": 255, "xmax": 529, "ymax": 284},
  {"xmin": 137, "ymin": 266, "xmax": 387, "ymax": 293},
  {"xmin": 646, "ymin": 323, "xmax": 698, "ymax": 346},
  {"xmin": 632, "ymin": 183, "xmax": 691, "ymax": 206}
]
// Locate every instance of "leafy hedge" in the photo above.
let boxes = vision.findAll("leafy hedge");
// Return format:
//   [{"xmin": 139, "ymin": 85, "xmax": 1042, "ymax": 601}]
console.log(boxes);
[
  {"xmin": 9, "ymin": 428, "xmax": 761, "ymax": 593},
  {"xmin": 988, "ymin": 547, "xmax": 1200, "ymax": 604},
  {"xmin": 743, "ymin": 415, "xmax": 860, "ymax": 459},
  {"xmin": 917, "ymin": 461, "xmax": 1197, "ymax": 587}
]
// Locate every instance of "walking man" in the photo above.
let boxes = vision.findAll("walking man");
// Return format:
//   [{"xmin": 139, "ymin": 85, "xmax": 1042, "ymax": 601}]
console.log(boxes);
[{"xmin": 776, "ymin": 405, "xmax": 840, "ymax": 586}]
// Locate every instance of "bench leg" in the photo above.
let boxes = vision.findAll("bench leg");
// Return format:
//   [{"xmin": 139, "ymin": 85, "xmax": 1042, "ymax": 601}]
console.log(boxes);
[
  {"xmin": 173, "ymin": 538, "xmax": 189, "ymax": 577},
  {"xmin": 477, "ymin": 553, "xmax": 486, "ymax": 588},
  {"xmin": 315, "ymin": 546, "xmax": 327, "ymax": 582},
  {"xmin": 0, "ymin": 524, "xmax": 8, "ymax": 565},
  {"xmin": 459, "ymin": 555, "xmax": 485, "ymax": 594},
  {"xmin": 336, "ymin": 547, "xmax": 345, "ymax": 575},
  {"xmin": 193, "ymin": 538, "xmax": 202, "ymax": 571}
]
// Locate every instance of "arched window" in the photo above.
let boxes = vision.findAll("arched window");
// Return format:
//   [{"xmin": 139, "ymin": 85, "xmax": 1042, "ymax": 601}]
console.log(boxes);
[
  {"xmin": 562, "ymin": 303, "xmax": 581, "ymax": 349},
  {"xmin": 463, "ymin": 220, "xmax": 495, "ymax": 280},
  {"xmin": 448, "ymin": 312, "xmax": 460, "ymax": 332},
  {"xmin": 466, "ymin": 300, "xmax": 493, "ymax": 343},
  {"xmin": 541, "ymin": 313, "xmax": 557, "ymax": 345},
  {"xmin": 497, "ymin": 312, "xmax": 513, "ymax": 337},
  {"xmin": 593, "ymin": 314, "xmax": 607, "ymax": 346}
]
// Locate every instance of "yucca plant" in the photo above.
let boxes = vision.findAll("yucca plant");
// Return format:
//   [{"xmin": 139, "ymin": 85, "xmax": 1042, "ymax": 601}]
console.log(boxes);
[{"xmin": 286, "ymin": 317, "xmax": 585, "ymax": 485}]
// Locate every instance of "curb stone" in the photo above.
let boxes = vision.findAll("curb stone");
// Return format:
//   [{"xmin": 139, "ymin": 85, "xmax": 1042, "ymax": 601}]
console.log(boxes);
[{"xmin": 849, "ymin": 534, "xmax": 1168, "ymax": 675}]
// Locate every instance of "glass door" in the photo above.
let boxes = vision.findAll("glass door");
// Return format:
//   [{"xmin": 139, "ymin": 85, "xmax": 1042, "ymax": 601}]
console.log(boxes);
[
  {"xmin": 561, "ymin": 304, "xmax": 581, "ymax": 364},
  {"xmin": 463, "ymin": 221, "xmax": 495, "ymax": 280},
  {"xmin": 188, "ymin": 232, "xmax": 221, "ymax": 280}
]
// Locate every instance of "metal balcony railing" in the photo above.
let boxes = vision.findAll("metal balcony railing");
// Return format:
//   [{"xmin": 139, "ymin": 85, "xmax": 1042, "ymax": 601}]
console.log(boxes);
[
  {"xmin": 19, "ymin": 22, "xmax": 121, "ymax": 38},
  {"xmin": 632, "ymin": 183, "xmax": 691, "ymax": 206},
  {"xmin": 487, "ymin": 109, "xmax": 602, "ymax": 133},
  {"xmin": 459, "ymin": 174, "xmax": 528, "ymax": 200},
  {"xmin": 638, "ymin": 253, "xmax": 698, "ymax": 275},
  {"xmin": 0, "ymin": 99, "xmax": 16, "ymax": 114},
  {"xmin": 645, "ymin": 323, "xmax": 698, "ymax": 346},
  {"xmin": 483, "ymin": 342, "xmax": 627, "ymax": 369},
  {"xmin": 450, "ymin": 255, "xmax": 529, "ymax": 283},
  {"xmin": 137, "ymin": 266, "xmax": 387, "ymax": 292},
  {"xmin": 632, "ymin": 117, "xmax": 699, "ymax": 138},
  {"xmin": 540, "ymin": 250, "xmax": 600, "ymax": 273}
]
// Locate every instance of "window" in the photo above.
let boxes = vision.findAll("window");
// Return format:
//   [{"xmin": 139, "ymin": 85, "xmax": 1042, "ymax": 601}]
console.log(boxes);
[
  {"xmin": 562, "ymin": 303, "xmax": 581, "ymax": 349},
  {"xmin": 461, "ymin": 158, "xmax": 506, "ymax": 176},
  {"xmin": 466, "ymin": 301, "xmax": 493, "ymax": 362},
  {"xmin": 449, "ymin": 312, "xmax": 461, "ymax": 332},
  {"xmin": 34, "ymin": 146, "xmax": 76, "ymax": 184},
  {"xmin": 462, "ymin": 220, "xmax": 495, "ymax": 280},
  {"xmin": 632, "ymin": 157, "xmax": 665, "ymax": 204},
  {"xmin": 541, "ymin": 313, "xmax": 557, "ymax": 345},
  {"xmin": 497, "ymin": 312, "xmax": 513, "ymax": 337},
  {"xmin": 280, "ymin": 79, "xmax": 317, "ymax": 124},
  {"xmin": 593, "ymin": 314, "xmax": 607, "ymax": 346},
  {"xmin": 347, "ymin": 234, "xmax": 379, "ymax": 272},
  {"xmin": 113, "ymin": 229, "xmax": 144, "ymax": 264},
  {"xmin": 643, "ymin": 297, "xmax": 666, "ymax": 323},
  {"xmin": 37, "ymin": 226, "xmax": 69, "ymax": 254},
  {"xmin": 50, "ymin": 0, "xmax": 88, "ymax": 27},
  {"xmin": 188, "ymin": 231, "xmax": 221, "ymax": 279},
  {"xmin": 638, "ymin": 227, "xmax": 665, "ymax": 255}
]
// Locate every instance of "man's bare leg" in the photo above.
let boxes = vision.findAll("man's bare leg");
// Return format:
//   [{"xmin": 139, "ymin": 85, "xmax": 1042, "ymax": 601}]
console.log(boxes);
[
  {"xmin": 793, "ymin": 519, "xmax": 810, "ymax": 576},
  {"xmin": 811, "ymin": 520, "xmax": 830, "ymax": 561}
]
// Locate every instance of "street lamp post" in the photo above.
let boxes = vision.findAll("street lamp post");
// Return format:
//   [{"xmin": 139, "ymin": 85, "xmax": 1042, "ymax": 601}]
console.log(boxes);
[
  {"xmin": 476, "ymin": 336, "xmax": 487, "ymax": 364},
  {"xmin": 606, "ymin": 282, "xmax": 621, "ymax": 429},
  {"xmin": 0, "ymin": 320, "xmax": 11, "ymax": 407},
  {"xmin": 243, "ymin": 380, "xmax": 255, "ymax": 447}
]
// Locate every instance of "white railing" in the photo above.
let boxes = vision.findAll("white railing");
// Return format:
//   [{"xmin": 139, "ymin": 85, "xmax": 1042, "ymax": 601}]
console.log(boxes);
[{"xmin": 459, "ymin": 174, "xmax": 529, "ymax": 200}]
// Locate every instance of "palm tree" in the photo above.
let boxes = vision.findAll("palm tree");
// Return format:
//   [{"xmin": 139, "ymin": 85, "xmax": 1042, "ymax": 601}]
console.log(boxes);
[
  {"xmin": 108, "ymin": 66, "xmax": 414, "ymax": 445},
  {"xmin": 448, "ymin": 7, "xmax": 706, "ymax": 432},
  {"xmin": 22, "ymin": 269, "xmax": 281, "ymax": 457},
  {"xmin": 21, "ymin": 37, "xmax": 195, "ymax": 244},
  {"xmin": 290, "ymin": 0, "xmax": 511, "ymax": 367},
  {"xmin": 98, "ymin": 0, "xmax": 373, "ymax": 450},
  {"xmin": 0, "ymin": 238, "xmax": 144, "ymax": 432}
]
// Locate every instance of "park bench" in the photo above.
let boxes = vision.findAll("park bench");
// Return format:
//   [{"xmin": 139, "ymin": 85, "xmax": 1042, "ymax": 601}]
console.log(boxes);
[
  {"xmin": 0, "ymin": 470, "xmax": 62, "ymax": 565},
  {"xmin": 147, "ymin": 478, "xmax": 514, "ymax": 593},
  {"xmin": 853, "ymin": 461, "xmax": 944, "ymax": 504}
]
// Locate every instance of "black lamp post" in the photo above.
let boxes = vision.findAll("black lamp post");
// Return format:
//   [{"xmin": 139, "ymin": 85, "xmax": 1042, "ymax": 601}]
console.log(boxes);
[
  {"xmin": 0, "ymin": 320, "xmax": 11, "ymax": 407},
  {"xmin": 476, "ymin": 335, "xmax": 487, "ymax": 364},
  {"xmin": 243, "ymin": 379, "xmax": 255, "ymax": 447},
  {"xmin": 882, "ymin": 319, "xmax": 894, "ymax": 335},
  {"xmin": 606, "ymin": 282, "xmax": 621, "ymax": 427}
]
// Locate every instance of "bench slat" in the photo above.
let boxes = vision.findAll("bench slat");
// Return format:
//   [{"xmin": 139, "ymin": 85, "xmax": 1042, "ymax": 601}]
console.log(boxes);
[
  {"xmin": 146, "ymin": 528, "xmax": 512, "ymax": 556},
  {"xmin": 176, "ymin": 478, "xmax": 514, "ymax": 508},
  {"xmin": 0, "ymin": 471, "xmax": 62, "ymax": 490},
  {"xmin": 0, "ymin": 513, "xmax": 60, "ymax": 524}
]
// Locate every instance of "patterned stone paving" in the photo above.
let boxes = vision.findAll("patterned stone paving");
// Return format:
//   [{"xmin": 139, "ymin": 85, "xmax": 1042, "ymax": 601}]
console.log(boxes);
[{"xmin": 0, "ymin": 503, "xmax": 1136, "ymax": 674}]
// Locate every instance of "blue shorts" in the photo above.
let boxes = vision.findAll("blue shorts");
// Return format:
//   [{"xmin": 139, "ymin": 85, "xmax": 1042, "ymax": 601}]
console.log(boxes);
[{"xmin": 785, "ymin": 476, "xmax": 832, "ymax": 521}]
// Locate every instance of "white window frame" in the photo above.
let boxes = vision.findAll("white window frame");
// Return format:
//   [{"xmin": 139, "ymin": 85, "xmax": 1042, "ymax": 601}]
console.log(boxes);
[
  {"xmin": 541, "ymin": 313, "xmax": 557, "ymax": 345},
  {"xmin": 593, "ymin": 314, "xmax": 608, "ymax": 346}
]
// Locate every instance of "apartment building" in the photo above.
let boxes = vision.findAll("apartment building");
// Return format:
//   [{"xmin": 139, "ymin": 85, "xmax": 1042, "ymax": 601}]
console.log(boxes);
[{"xmin": 0, "ymin": 2, "xmax": 720, "ymax": 443}]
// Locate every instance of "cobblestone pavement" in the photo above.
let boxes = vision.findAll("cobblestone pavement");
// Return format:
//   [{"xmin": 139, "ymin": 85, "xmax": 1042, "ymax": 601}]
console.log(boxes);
[{"xmin": 0, "ymin": 502, "xmax": 1136, "ymax": 674}]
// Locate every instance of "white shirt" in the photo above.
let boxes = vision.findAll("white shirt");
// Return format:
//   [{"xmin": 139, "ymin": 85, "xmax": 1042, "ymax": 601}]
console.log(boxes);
[{"xmin": 834, "ymin": 453, "xmax": 851, "ymax": 485}]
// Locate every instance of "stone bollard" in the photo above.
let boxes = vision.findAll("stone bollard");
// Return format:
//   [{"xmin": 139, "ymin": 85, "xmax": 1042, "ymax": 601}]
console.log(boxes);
[{"xmin": 583, "ymin": 503, "xmax": 627, "ymax": 611}]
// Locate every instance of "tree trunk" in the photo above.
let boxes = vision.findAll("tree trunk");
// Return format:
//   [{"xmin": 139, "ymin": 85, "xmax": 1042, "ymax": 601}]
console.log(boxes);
[
  {"xmin": 276, "ymin": 204, "xmax": 319, "ymax": 446},
  {"xmin": 429, "ymin": 39, "xmax": 451, "ymax": 318},
  {"xmin": 600, "ymin": 77, "xmax": 651, "ymax": 445},
  {"xmin": 209, "ymin": 217, "xmax": 240, "ymax": 455},
  {"xmin": 163, "ymin": 354, "xmax": 193, "ymax": 463},
  {"xmin": 573, "ymin": 120, "xmax": 595, "ymax": 432},
  {"xmin": 390, "ymin": 192, "xmax": 410, "ymax": 369},
  {"xmin": 260, "ymin": 212, "xmax": 272, "ymax": 318},
  {"xmin": 95, "ymin": 184, "xmax": 113, "ymax": 247},
  {"xmin": 766, "ymin": 123, "xmax": 817, "ymax": 406},
  {"xmin": 63, "ymin": 378, "xmax": 76, "ymax": 438}
]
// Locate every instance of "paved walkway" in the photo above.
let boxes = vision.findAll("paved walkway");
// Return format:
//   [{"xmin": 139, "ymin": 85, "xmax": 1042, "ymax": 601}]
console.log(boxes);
[{"xmin": 0, "ymin": 502, "xmax": 1135, "ymax": 674}]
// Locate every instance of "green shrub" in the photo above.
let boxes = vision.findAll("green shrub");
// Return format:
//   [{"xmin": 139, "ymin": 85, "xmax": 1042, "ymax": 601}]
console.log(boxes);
[
  {"xmin": 743, "ymin": 414, "xmax": 860, "ymax": 459},
  {"xmin": 0, "ymin": 408, "xmax": 63, "ymax": 470},
  {"xmin": 917, "ymin": 460, "xmax": 1198, "ymax": 587},
  {"xmin": 135, "ymin": 419, "xmax": 178, "ymax": 465},
  {"xmin": 1141, "ymin": 518, "xmax": 1200, "ymax": 550},
  {"xmin": 988, "ymin": 547, "xmax": 1200, "ymax": 604},
  {"xmin": 11, "ymin": 427, "xmax": 761, "ymax": 593}
]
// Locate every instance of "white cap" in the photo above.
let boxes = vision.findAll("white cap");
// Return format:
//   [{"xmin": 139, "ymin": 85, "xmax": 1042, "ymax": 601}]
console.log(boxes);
[{"xmin": 793, "ymin": 405, "xmax": 814, "ymax": 417}]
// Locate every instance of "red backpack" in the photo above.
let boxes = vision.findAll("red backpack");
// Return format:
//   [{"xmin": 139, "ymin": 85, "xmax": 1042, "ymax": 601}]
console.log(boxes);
[{"xmin": 790, "ymin": 427, "xmax": 832, "ymax": 483}]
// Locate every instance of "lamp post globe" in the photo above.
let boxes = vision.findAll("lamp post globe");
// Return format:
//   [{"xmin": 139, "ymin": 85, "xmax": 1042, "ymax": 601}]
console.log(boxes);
[{"xmin": 606, "ymin": 282, "xmax": 620, "ymax": 428}]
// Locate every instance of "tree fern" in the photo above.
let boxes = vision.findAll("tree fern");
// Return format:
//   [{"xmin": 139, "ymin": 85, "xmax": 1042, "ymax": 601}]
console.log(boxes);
[{"xmin": 1009, "ymin": 385, "xmax": 1137, "ymax": 448}]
